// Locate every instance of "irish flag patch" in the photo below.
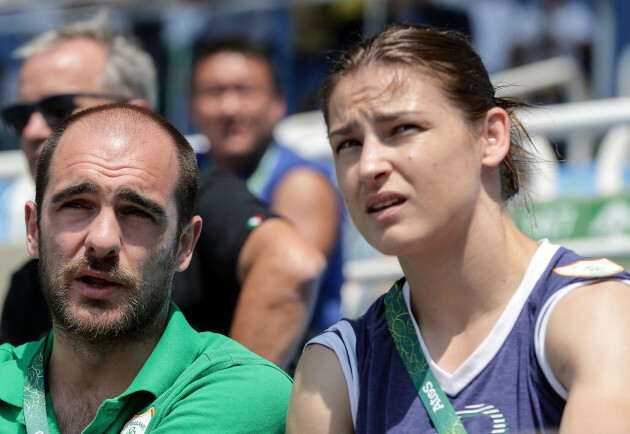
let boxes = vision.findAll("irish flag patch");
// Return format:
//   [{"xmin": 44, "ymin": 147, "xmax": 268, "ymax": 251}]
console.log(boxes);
[
  {"xmin": 246, "ymin": 214, "xmax": 265, "ymax": 230},
  {"xmin": 120, "ymin": 407, "xmax": 154, "ymax": 434},
  {"xmin": 554, "ymin": 258, "xmax": 624, "ymax": 277}
]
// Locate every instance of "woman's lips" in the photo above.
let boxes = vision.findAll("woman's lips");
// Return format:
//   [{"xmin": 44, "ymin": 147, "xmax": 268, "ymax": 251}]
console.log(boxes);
[
  {"xmin": 365, "ymin": 193, "xmax": 406, "ymax": 213},
  {"xmin": 365, "ymin": 193, "xmax": 406, "ymax": 219},
  {"xmin": 368, "ymin": 197, "xmax": 405, "ymax": 212}
]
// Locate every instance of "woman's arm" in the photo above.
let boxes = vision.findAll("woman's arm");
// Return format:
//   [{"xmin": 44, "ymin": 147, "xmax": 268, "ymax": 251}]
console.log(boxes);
[
  {"xmin": 287, "ymin": 343, "xmax": 354, "ymax": 433},
  {"xmin": 546, "ymin": 280, "xmax": 630, "ymax": 432}
]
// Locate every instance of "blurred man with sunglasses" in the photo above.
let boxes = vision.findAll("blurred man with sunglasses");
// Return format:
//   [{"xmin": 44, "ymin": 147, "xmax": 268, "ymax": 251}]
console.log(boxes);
[
  {"xmin": 0, "ymin": 15, "xmax": 324, "ymax": 370},
  {"xmin": 3, "ymin": 19, "xmax": 156, "ymax": 179},
  {"xmin": 3, "ymin": 93, "xmax": 130, "ymax": 174}
]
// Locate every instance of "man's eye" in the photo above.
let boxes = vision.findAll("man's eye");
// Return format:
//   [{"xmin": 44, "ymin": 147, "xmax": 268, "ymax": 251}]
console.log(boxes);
[
  {"xmin": 197, "ymin": 87, "xmax": 222, "ymax": 98},
  {"xmin": 126, "ymin": 208, "xmax": 152, "ymax": 219},
  {"xmin": 238, "ymin": 85, "xmax": 258, "ymax": 96},
  {"xmin": 62, "ymin": 201, "xmax": 87, "ymax": 210}
]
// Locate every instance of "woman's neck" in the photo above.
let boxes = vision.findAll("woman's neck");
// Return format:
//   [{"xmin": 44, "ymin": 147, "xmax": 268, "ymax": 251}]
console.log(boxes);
[{"xmin": 398, "ymin": 213, "xmax": 539, "ymax": 371}]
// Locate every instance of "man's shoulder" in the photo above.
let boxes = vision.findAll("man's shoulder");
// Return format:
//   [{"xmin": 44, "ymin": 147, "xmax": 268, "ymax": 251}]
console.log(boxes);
[
  {"xmin": 194, "ymin": 331, "xmax": 292, "ymax": 381},
  {"xmin": 158, "ymin": 309, "xmax": 291, "ymax": 386},
  {"xmin": 147, "ymin": 330, "xmax": 291, "ymax": 432},
  {"xmin": 183, "ymin": 331, "xmax": 293, "ymax": 402}
]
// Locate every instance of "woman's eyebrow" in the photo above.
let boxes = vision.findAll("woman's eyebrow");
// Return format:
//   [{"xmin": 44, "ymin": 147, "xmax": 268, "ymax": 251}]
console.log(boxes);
[
  {"xmin": 328, "ymin": 110, "xmax": 421, "ymax": 138},
  {"xmin": 374, "ymin": 110, "xmax": 418, "ymax": 122},
  {"xmin": 328, "ymin": 123, "xmax": 354, "ymax": 139}
]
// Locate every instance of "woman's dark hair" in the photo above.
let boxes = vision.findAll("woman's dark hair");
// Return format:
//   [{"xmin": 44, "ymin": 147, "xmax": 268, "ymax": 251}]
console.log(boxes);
[{"xmin": 319, "ymin": 23, "xmax": 533, "ymax": 201}]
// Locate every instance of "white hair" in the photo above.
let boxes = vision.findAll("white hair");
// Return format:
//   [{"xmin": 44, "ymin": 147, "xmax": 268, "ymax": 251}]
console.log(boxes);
[{"xmin": 16, "ymin": 11, "xmax": 158, "ymax": 109}]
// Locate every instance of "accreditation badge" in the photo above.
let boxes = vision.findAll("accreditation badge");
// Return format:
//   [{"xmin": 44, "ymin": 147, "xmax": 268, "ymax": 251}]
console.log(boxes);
[
  {"xmin": 120, "ymin": 407, "xmax": 154, "ymax": 434},
  {"xmin": 554, "ymin": 258, "xmax": 624, "ymax": 277}
]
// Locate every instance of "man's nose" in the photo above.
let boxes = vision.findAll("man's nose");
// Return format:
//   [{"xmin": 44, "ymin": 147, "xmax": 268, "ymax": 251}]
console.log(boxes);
[
  {"xmin": 220, "ymin": 89, "xmax": 242, "ymax": 116},
  {"xmin": 21, "ymin": 110, "xmax": 53, "ymax": 141},
  {"xmin": 85, "ymin": 209, "xmax": 122, "ymax": 259}
]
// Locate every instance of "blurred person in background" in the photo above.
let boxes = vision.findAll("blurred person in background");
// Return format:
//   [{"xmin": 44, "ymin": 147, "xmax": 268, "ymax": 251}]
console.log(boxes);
[
  {"xmin": 0, "ymin": 14, "xmax": 324, "ymax": 370},
  {"xmin": 510, "ymin": 0, "xmax": 594, "ymax": 76},
  {"xmin": 191, "ymin": 39, "xmax": 344, "ymax": 336}
]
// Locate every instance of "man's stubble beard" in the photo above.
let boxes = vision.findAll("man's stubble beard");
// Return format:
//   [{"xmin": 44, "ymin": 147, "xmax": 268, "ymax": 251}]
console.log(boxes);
[{"xmin": 39, "ymin": 234, "xmax": 177, "ymax": 349}]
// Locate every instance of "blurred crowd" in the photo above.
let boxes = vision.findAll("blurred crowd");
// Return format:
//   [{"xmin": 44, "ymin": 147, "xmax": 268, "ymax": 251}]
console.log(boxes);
[{"xmin": 0, "ymin": 0, "xmax": 604, "ymax": 348}]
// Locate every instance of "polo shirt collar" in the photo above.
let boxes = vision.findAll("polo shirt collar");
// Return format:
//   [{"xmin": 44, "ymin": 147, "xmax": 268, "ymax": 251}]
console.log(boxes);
[
  {"xmin": 119, "ymin": 302, "xmax": 199, "ymax": 400},
  {"xmin": 0, "ymin": 303, "xmax": 197, "ymax": 411}
]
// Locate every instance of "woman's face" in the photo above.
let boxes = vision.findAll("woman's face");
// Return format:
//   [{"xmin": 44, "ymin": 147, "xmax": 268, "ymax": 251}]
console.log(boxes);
[{"xmin": 327, "ymin": 64, "xmax": 486, "ymax": 256}]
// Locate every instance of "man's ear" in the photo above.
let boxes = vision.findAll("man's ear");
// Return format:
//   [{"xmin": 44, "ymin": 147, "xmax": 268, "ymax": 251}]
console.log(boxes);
[
  {"xmin": 481, "ymin": 107, "xmax": 511, "ymax": 168},
  {"xmin": 25, "ymin": 201, "xmax": 39, "ymax": 258},
  {"xmin": 175, "ymin": 215, "xmax": 202, "ymax": 272}
]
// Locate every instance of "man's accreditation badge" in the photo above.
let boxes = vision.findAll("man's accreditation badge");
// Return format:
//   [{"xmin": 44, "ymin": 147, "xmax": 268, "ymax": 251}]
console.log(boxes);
[
  {"xmin": 120, "ymin": 407, "xmax": 154, "ymax": 434},
  {"xmin": 554, "ymin": 258, "xmax": 624, "ymax": 277}
]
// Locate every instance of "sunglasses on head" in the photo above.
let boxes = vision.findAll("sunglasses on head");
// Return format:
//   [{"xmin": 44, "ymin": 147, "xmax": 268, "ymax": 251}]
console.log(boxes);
[{"xmin": 0, "ymin": 92, "xmax": 129, "ymax": 136}]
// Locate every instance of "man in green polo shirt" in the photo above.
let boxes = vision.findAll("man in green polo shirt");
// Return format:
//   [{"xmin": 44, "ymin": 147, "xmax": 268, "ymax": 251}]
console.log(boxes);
[{"xmin": 0, "ymin": 103, "xmax": 292, "ymax": 433}]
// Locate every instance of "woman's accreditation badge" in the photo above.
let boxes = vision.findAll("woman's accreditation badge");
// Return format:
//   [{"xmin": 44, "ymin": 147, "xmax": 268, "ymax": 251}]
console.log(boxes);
[{"xmin": 554, "ymin": 258, "xmax": 624, "ymax": 277}]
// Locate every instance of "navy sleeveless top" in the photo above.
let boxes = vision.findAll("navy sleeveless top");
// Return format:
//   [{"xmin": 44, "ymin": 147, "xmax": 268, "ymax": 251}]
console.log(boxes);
[{"xmin": 309, "ymin": 240, "xmax": 630, "ymax": 432}]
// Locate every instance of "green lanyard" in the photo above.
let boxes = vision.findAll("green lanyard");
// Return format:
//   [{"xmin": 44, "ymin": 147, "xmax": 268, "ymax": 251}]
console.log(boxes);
[
  {"xmin": 384, "ymin": 278, "xmax": 467, "ymax": 434},
  {"xmin": 245, "ymin": 141, "xmax": 280, "ymax": 198},
  {"xmin": 23, "ymin": 339, "xmax": 49, "ymax": 434}
]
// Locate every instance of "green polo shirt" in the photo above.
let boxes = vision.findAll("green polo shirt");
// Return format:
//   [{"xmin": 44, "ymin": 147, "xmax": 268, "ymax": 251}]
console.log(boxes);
[{"xmin": 0, "ymin": 303, "xmax": 292, "ymax": 433}]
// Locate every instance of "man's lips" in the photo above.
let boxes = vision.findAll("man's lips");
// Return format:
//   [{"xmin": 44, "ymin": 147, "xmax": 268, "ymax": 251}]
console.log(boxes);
[
  {"xmin": 81, "ymin": 276, "xmax": 115, "ymax": 287},
  {"xmin": 74, "ymin": 271, "xmax": 122, "ymax": 300},
  {"xmin": 223, "ymin": 119, "xmax": 247, "ymax": 136}
]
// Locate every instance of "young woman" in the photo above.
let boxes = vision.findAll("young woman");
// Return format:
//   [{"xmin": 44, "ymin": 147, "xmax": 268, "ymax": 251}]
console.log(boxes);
[{"xmin": 287, "ymin": 23, "xmax": 630, "ymax": 433}]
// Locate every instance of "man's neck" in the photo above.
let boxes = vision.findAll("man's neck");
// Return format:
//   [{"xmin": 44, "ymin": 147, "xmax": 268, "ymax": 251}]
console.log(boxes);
[{"xmin": 46, "ymin": 312, "xmax": 167, "ymax": 433}]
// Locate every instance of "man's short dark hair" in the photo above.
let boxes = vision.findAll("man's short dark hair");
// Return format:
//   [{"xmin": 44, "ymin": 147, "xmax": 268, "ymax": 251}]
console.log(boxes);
[{"xmin": 193, "ymin": 38, "xmax": 280, "ymax": 93}]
